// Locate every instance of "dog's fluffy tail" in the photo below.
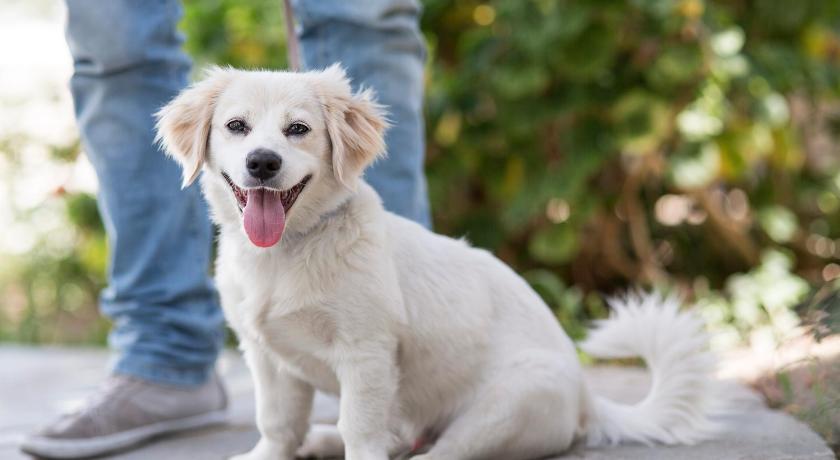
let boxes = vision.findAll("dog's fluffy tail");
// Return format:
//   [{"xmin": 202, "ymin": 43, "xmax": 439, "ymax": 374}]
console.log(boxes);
[{"xmin": 579, "ymin": 292, "xmax": 721, "ymax": 447}]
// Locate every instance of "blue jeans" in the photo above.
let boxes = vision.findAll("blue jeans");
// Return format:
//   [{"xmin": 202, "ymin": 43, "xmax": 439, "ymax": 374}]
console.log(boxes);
[
  {"xmin": 64, "ymin": 0, "xmax": 429, "ymax": 386},
  {"xmin": 295, "ymin": 0, "xmax": 430, "ymax": 226}
]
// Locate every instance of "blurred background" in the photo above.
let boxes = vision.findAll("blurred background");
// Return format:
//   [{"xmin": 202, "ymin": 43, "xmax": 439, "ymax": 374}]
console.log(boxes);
[{"xmin": 1, "ymin": 0, "xmax": 838, "ymax": 451}]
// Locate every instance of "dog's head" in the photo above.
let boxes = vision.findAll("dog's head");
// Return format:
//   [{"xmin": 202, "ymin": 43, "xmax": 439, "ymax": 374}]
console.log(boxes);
[{"xmin": 155, "ymin": 65, "xmax": 387, "ymax": 248}]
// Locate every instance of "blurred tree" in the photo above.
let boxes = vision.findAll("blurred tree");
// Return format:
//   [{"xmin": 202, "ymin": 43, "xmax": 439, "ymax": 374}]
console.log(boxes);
[
  {"xmin": 417, "ymin": 0, "xmax": 840, "ymax": 344},
  {"xmin": 182, "ymin": 0, "xmax": 288, "ymax": 70}
]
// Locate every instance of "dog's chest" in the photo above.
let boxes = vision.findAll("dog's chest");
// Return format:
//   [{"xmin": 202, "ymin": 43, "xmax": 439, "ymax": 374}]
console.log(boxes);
[
  {"xmin": 264, "ymin": 306, "xmax": 341, "ymax": 387},
  {"xmin": 221, "ymin": 238, "xmax": 368, "ymax": 392},
  {"xmin": 234, "ymin": 270, "xmax": 342, "ymax": 391}
]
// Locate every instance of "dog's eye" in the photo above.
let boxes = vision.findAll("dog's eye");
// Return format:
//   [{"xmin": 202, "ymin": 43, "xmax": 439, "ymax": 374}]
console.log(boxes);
[
  {"xmin": 285, "ymin": 122, "xmax": 310, "ymax": 136},
  {"xmin": 226, "ymin": 119, "xmax": 248, "ymax": 134}
]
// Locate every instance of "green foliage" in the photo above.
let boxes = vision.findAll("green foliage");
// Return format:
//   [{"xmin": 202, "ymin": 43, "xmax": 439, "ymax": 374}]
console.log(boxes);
[
  {"xmin": 523, "ymin": 269, "xmax": 607, "ymax": 340},
  {"xmin": 0, "ymin": 191, "xmax": 108, "ymax": 344},
  {"xmin": 418, "ymin": 0, "xmax": 840, "ymax": 343},
  {"xmin": 181, "ymin": 0, "xmax": 289, "ymax": 70},
  {"xmin": 697, "ymin": 250, "xmax": 810, "ymax": 350},
  {"xmin": 798, "ymin": 280, "xmax": 840, "ymax": 341}
]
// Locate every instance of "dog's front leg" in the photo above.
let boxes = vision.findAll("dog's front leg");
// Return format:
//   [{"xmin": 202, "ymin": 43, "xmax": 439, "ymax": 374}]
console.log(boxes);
[
  {"xmin": 231, "ymin": 345, "xmax": 314, "ymax": 460},
  {"xmin": 335, "ymin": 339, "xmax": 398, "ymax": 460}
]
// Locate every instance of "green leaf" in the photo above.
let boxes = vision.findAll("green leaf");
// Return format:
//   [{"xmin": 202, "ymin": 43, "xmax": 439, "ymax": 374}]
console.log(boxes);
[
  {"xmin": 64, "ymin": 193, "xmax": 103, "ymax": 235},
  {"xmin": 758, "ymin": 206, "xmax": 798, "ymax": 243},
  {"xmin": 669, "ymin": 142, "xmax": 721, "ymax": 189},
  {"xmin": 554, "ymin": 22, "xmax": 619, "ymax": 81},
  {"xmin": 612, "ymin": 90, "xmax": 672, "ymax": 155},
  {"xmin": 528, "ymin": 224, "xmax": 579, "ymax": 264},
  {"xmin": 647, "ymin": 44, "xmax": 705, "ymax": 89}
]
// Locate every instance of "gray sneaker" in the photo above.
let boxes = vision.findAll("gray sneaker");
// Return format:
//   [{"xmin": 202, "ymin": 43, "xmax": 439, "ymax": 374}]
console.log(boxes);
[{"xmin": 20, "ymin": 373, "xmax": 228, "ymax": 459}]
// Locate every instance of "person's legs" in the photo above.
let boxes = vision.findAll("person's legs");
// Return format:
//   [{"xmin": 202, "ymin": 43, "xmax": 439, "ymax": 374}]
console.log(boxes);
[
  {"xmin": 21, "ymin": 2, "xmax": 226, "ymax": 457},
  {"xmin": 66, "ymin": 0, "xmax": 224, "ymax": 387},
  {"xmin": 294, "ymin": 0, "xmax": 431, "ymax": 227}
]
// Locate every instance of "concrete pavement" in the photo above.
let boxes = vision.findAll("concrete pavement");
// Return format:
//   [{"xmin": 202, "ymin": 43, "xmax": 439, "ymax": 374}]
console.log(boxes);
[{"xmin": 0, "ymin": 346, "xmax": 833, "ymax": 460}]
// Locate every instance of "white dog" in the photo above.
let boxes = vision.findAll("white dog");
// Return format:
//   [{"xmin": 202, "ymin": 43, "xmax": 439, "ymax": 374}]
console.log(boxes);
[{"xmin": 156, "ymin": 65, "xmax": 721, "ymax": 460}]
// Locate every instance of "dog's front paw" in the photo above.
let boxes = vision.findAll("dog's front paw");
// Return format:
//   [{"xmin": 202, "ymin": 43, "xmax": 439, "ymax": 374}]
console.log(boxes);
[
  {"xmin": 229, "ymin": 438, "xmax": 292, "ymax": 460},
  {"xmin": 296, "ymin": 424, "xmax": 344, "ymax": 458}
]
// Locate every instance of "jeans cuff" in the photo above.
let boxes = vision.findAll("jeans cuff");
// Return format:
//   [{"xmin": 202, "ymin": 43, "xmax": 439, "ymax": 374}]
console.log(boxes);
[{"xmin": 112, "ymin": 358, "xmax": 213, "ymax": 387}]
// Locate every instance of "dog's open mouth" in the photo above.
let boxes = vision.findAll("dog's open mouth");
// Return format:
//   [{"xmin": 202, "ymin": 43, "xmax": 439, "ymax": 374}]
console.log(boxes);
[
  {"xmin": 221, "ymin": 172, "xmax": 311, "ymax": 213},
  {"xmin": 222, "ymin": 172, "xmax": 311, "ymax": 248}
]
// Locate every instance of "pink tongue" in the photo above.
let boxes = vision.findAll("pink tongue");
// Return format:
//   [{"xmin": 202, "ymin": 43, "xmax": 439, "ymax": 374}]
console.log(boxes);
[{"xmin": 243, "ymin": 189, "xmax": 286, "ymax": 247}]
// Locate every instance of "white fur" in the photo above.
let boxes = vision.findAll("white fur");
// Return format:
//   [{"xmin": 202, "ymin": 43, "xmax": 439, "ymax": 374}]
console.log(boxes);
[
  {"xmin": 578, "ymin": 292, "xmax": 721, "ymax": 447},
  {"xmin": 156, "ymin": 67, "xmax": 722, "ymax": 460}
]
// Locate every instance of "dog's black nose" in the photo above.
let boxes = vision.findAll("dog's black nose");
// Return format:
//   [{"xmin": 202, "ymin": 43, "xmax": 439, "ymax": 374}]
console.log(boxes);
[{"xmin": 246, "ymin": 149, "xmax": 282, "ymax": 180}]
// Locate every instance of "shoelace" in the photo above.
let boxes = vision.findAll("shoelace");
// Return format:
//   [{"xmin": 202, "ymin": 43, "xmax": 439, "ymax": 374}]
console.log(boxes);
[{"xmin": 67, "ymin": 375, "xmax": 135, "ymax": 419}]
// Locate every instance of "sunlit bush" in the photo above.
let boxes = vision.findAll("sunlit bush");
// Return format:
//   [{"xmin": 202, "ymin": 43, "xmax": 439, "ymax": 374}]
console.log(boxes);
[{"xmin": 418, "ymin": 0, "xmax": 840, "ymax": 348}]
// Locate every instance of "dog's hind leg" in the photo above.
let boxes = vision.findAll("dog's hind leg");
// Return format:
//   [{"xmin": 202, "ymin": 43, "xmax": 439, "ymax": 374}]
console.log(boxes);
[{"xmin": 413, "ymin": 351, "xmax": 583, "ymax": 460}]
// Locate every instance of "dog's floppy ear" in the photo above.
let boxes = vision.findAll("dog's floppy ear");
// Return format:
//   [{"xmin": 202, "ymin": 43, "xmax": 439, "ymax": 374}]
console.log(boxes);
[
  {"xmin": 155, "ymin": 67, "xmax": 232, "ymax": 188},
  {"xmin": 315, "ymin": 64, "xmax": 388, "ymax": 189}
]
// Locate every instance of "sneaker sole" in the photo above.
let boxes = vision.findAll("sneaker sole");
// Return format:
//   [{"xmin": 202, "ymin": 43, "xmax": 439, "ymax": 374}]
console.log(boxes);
[{"xmin": 20, "ymin": 409, "xmax": 228, "ymax": 459}]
